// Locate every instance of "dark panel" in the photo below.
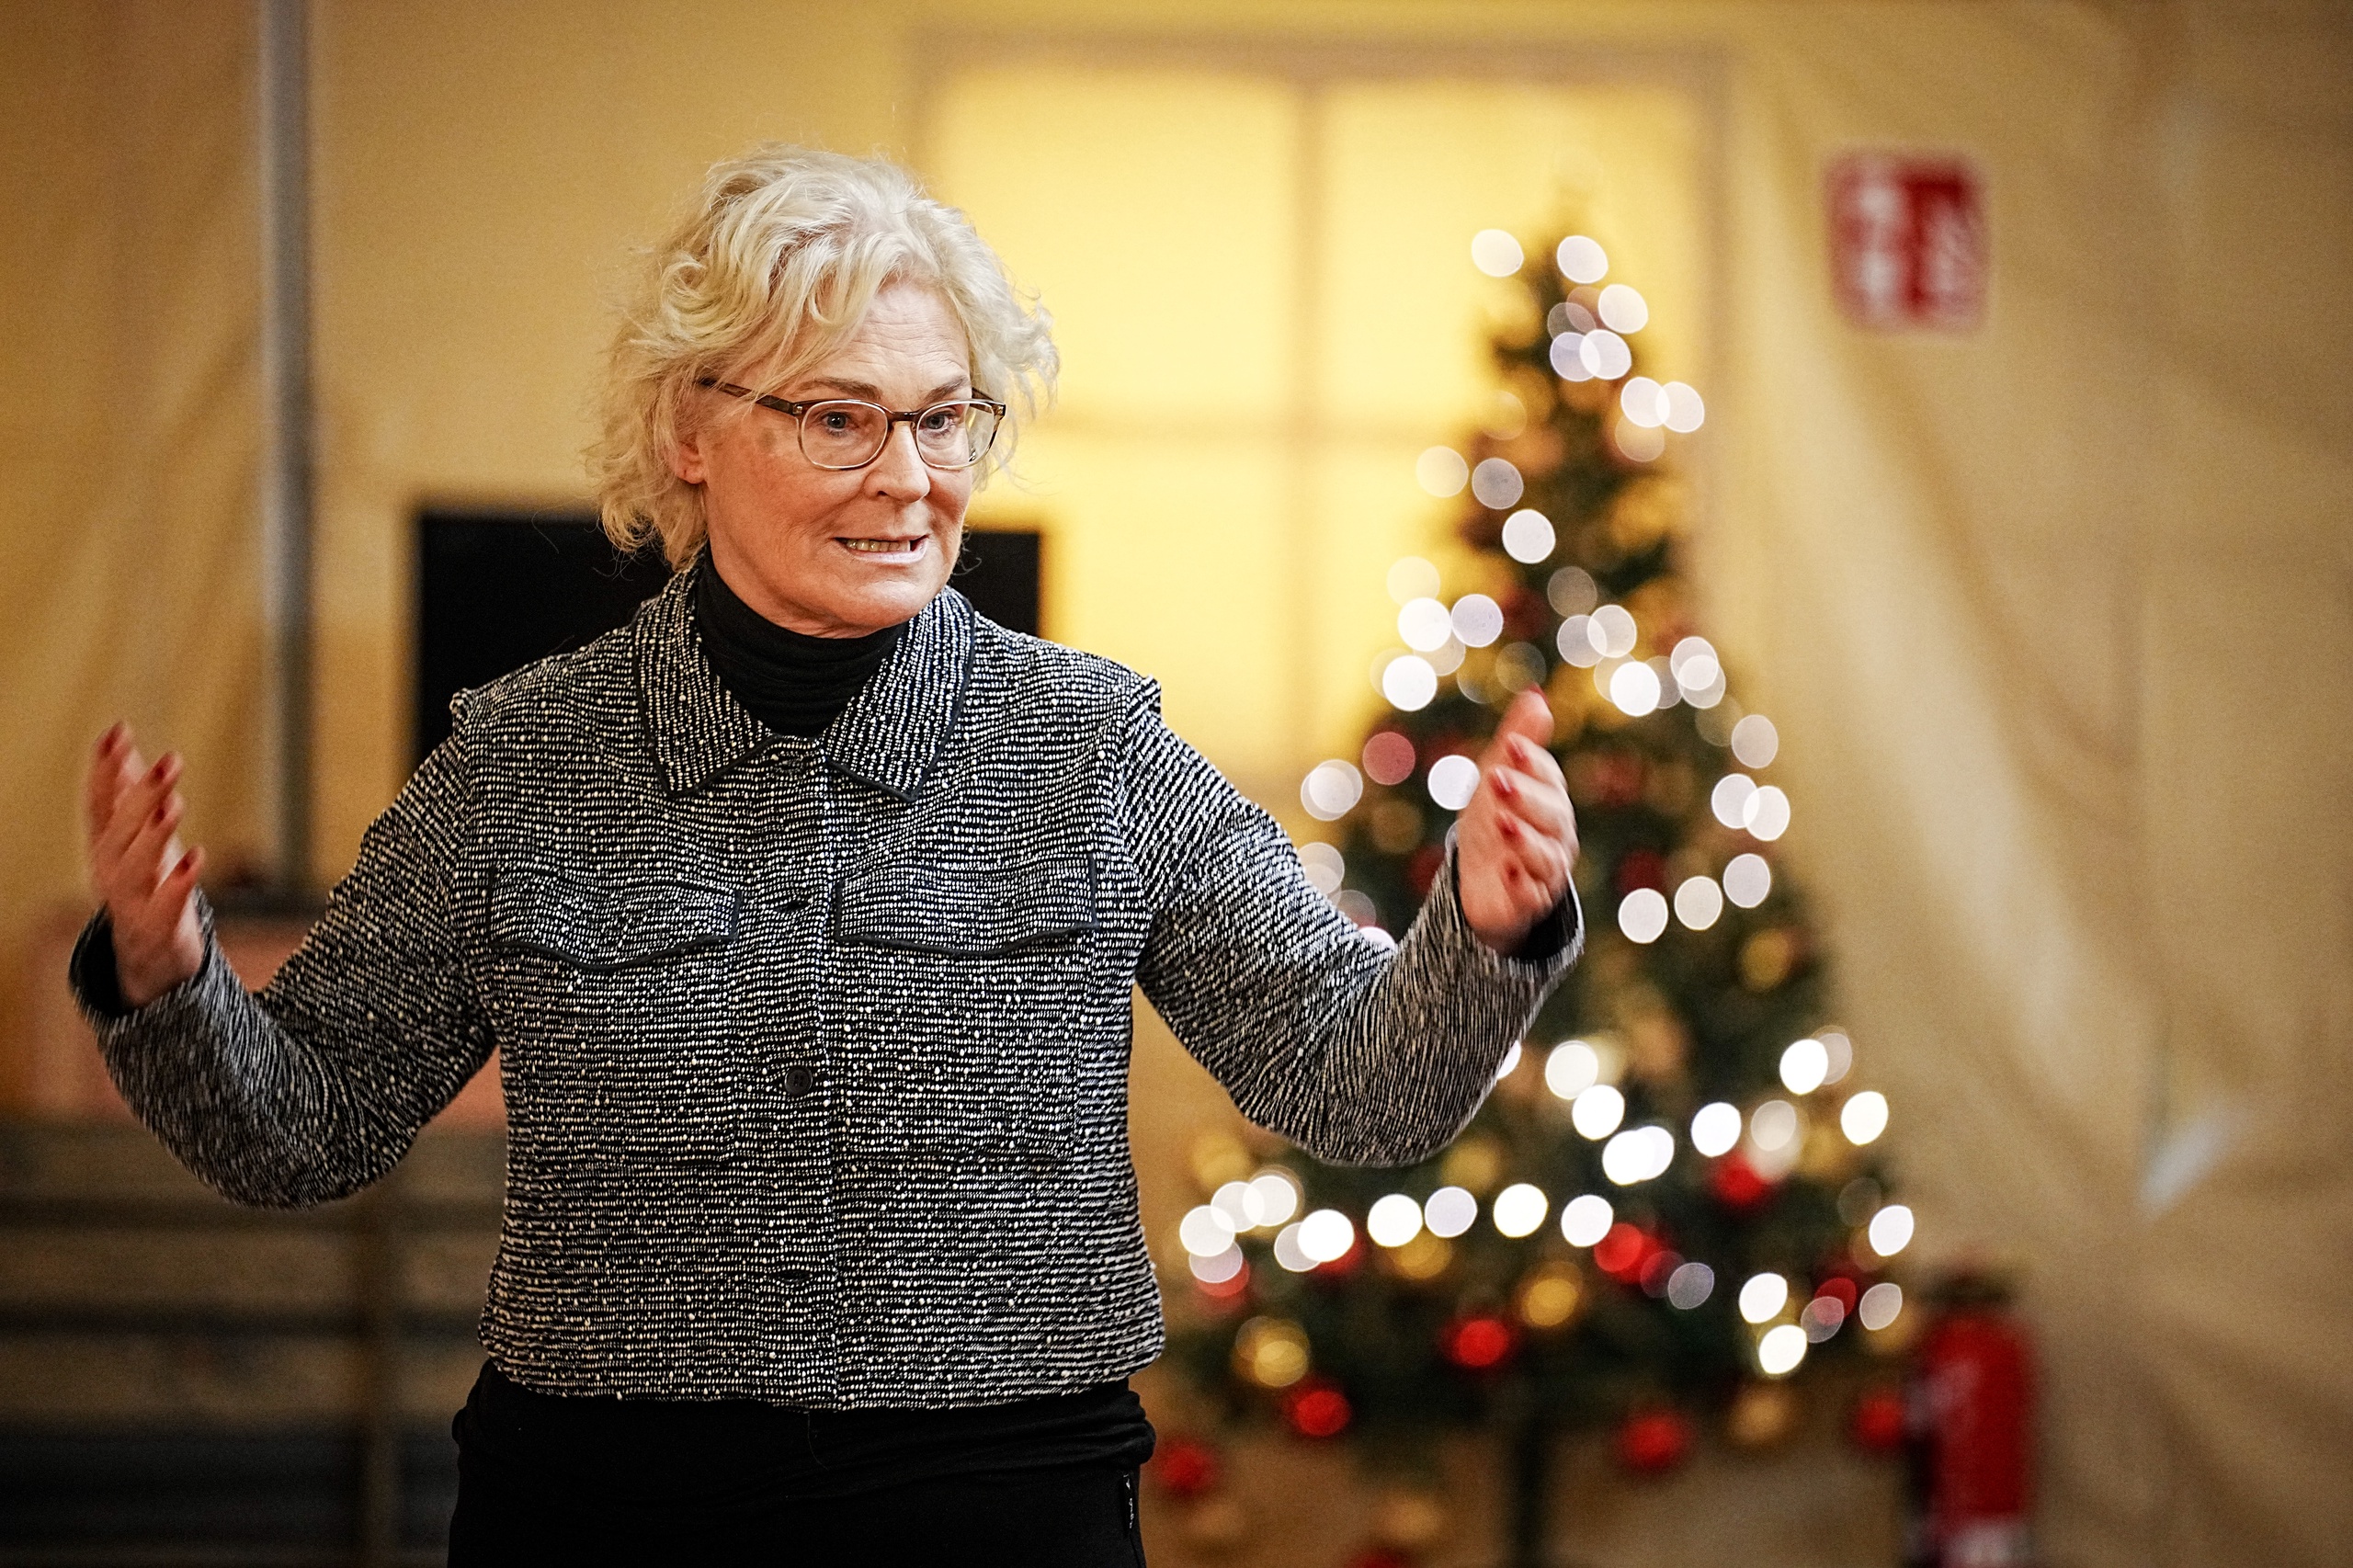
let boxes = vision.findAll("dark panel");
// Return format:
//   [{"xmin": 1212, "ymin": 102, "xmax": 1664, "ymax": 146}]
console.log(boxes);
[
  {"xmin": 414, "ymin": 513, "xmax": 1044, "ymax": 767},
  {"xmin": 413, "ymin": 511, "xmax": 671, "ymax": 766},
  {"xmin": 0, "ymin": 1426, "xmax": 458, "ymax": 1551}
]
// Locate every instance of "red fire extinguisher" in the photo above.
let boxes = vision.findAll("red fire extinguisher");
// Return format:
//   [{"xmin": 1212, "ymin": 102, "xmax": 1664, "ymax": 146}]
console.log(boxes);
[{"xmin": 1904, "ymin": 1273, "xmax": 2034, "ymax": 1568}]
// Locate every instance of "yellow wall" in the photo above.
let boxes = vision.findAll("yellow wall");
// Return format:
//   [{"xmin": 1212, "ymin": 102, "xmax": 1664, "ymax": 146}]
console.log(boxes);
[{"xmin": 5, "ymin": 5, "xmax": 2350, "ymax": 1565}]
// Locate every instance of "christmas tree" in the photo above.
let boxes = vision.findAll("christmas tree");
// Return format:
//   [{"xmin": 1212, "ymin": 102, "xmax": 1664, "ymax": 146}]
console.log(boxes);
[{"xmin": 1157, "ymin": 229, "xmax": 1914, "ymax": 1566}]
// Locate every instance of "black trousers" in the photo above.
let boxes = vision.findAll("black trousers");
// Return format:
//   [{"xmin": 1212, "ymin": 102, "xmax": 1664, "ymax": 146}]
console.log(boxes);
[{"xmin": 449, "ymin": 1449, "xmax": 1146, "ymax": 1566}]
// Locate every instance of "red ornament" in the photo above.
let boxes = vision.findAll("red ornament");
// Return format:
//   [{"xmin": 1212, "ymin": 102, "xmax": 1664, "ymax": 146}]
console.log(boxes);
[
  {"xmin": 1849, "ymin": 1384, "xmax": 1907, "ymax": 1454},
  {"xmin": 1361, "ymin": 731, "xmax": 1416, "ymax": 786},
  {"xmin": 1150, "ymin": 1435, "xmax": 1222, "ymax": 1499},
  {"xmin": 1615, "ymin": 848, "xmax": 1667, "ymax": 894},
  {"xmin": 1707, "ymin": 1151, "xmax": 1775, "ymax": 1213},
  {"xmin": 1592, "ymin": 1221, "xmax": 1662, "ymax": 1284},
  {"xmin": 1815, "ymin": 1275, "xmax": 1860, "ymax": 1314},
  {"xmin": 1439, "ymin": 1314, "xmax": 1520, "ymax": 1370},
  {"xmin": 1911, "ymin": 1292, "xmax": 2035, "ymax": 1562},
  {"xmin": 1281, "ymin": 1377, "xmax": 1353, "ymax": 1439},
  {"xmin": 1192, "ymin": 1258, "xmax": 1251, "ymax": 1303},
  {"xmin": 1616, "ymin": 1407, "xmax": 1694, "ymax": 1474},
  {"xmin": 1313, "ymin": 1233, "xmax": 1367, "ymax": 1280},
  {"xmin": 1407, "ymin": 844, "xmax": 1444, "ymax": 899},
  {"xmin": 1342, "ymin": 1551, "xmax": 1416, "ymax": 1568}
]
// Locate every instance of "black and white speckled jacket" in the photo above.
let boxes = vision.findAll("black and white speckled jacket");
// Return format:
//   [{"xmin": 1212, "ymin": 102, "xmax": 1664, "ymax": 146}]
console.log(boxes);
[{"xmin": 74, "ymin": 566, "xmax": 1580, "ymax": 1408}]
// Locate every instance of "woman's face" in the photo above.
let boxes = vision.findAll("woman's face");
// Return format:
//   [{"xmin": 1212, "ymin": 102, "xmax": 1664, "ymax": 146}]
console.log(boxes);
[{"xmin": 675, "ymin": 281, "xmax": 977, "ymax": 638}]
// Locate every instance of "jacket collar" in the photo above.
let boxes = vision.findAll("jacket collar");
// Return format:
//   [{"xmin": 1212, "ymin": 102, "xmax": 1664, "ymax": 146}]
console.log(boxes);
[{"xmin": 633, "ymin": 558, "xmax": 973, "ymax": 801}]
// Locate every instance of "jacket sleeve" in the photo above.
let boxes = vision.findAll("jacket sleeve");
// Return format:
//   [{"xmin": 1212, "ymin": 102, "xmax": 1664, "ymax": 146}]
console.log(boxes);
[
  {"xmin": 67, "ymin": 733, "xmax": 494, "ymax": 1208},
  {"xmin": 1123, "ymin": 687, "xmax": 1581, "ymax": 1167}
]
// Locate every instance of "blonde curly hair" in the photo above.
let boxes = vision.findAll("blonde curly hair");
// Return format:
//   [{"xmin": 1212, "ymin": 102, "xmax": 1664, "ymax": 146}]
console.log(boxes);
[{"xmin": 589, "ymin": 146, "xmax": 1057, "ymax": 567}]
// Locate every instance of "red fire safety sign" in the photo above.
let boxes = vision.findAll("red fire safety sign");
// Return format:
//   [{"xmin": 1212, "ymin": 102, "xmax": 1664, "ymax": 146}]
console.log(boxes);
[{"xmin": 1826, "ymin": 155, "xmax": 1987, "ymax": 332}]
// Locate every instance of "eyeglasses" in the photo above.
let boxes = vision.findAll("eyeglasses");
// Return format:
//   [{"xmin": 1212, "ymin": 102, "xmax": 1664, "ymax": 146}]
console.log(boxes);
[{"xmin": 695, "ymin": 379, "xmax": 1006, "ymax": 472}]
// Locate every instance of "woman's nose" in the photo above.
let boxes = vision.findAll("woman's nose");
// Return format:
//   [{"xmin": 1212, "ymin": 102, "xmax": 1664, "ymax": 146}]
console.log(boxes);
[{"xmin": 865, "ymin": 421, "xmax": 933, "ymax": 500}]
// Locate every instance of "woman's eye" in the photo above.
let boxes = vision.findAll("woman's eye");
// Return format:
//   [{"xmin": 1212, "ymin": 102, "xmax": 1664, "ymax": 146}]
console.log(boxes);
[
  {"xmin": 918, "ymin": 409, "xmax": 958, "ymax": 433},
  {"xmin": 817, "ymin": 411, "xmax": 855, "ymax": 433}
]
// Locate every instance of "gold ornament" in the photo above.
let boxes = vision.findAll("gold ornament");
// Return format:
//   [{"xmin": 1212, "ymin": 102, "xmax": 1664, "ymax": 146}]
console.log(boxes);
[
  {"xmin": 1726, "ymin": 1380, "xmax": 1801, "ymax": 1449},
  {"xmin": 1516, "ymin": 1261, "xmax": 1586, "ymax": 1330},
  {"xmin": 1740, "ymin": 928, "xmax": 1800, "ymax": 992},
  {"xmin": 1232, "ymin": 1316, "xmax": 1311, "ymax": 1389},
  {"xmin": 1386, "ymin": 1232, "xmax": 1454, "ymax": 1283},
  {"xmin": 1188, "ymin": 1131, "xmax": 1253, "ymax": 1193},
  {"xmin": 1181, "ymin": 1494, "xmax": 1252, "ymax": 1555},
  {"xmin": 1370, "ymin": 798, "xmax": 1425, "ymax": 856},
  {"xmin": 1439, "ymin": 1135, "xmax": 1505, "ymax": 1196},
  {"xmin": 1371, "ymin": 1487, "xmax": 1450, "ymax": 1552}
]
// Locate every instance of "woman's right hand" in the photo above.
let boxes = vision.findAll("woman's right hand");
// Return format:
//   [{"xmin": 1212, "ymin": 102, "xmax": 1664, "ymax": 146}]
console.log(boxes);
[{"xmin": 85, "ymin": 724, "xmax": 206, "ymax": 1008}]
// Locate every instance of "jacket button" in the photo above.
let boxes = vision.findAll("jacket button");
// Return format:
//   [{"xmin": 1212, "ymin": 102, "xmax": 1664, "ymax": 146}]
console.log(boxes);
[{"xmin": 782, "ymin": 1064, "xmax": 818, "ymax": 1099}]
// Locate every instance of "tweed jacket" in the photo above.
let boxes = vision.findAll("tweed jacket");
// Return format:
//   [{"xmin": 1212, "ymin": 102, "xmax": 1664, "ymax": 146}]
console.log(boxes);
[{"xmin": 75, "ymin": 566, "xmax": 1581, "ymax": 1408}]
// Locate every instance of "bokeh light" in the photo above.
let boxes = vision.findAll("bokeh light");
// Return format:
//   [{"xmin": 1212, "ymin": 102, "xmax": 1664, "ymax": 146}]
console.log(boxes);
[
  {"xmin": 1867, "ymin": 1204, "xmax": 1915, "ymax": 1257},
  {"xmin": 1597, "ymin": 283, "xmax": 1649, "ymax": 333},
  {"xmin": 1732, "ymin": 714, "xmax": 1780, "ymax": 767},
  {"xmin": 1779, "ymin": 1037, "xmax": 1830, "ymax": 1095},
  {"xmin": 1501, "ymin": 509, "xmax": 1556, "ymax": 563},
  {"xmin": 1745, "ymin": 785, "xmax": 1792, "ymax": 841},
  {"xmin": 1492, "ymin": 1183, "xmax": 1549, "ymax": 1238},
  {"xmin": 1758, "ymin": 1324, "xmax": 1808, "ymax": 1377},
  {"xmin": 1361, "ymin": 731, "xmax": 1415, "ymax": 786},
  {"xmin": 1617, "ymin": 887, "xmax": 1669, "ymax": 943},
  {"xmin": 1722, "ymin": 852, "xmax": 1773, "ymax": 907},
  {"xmin": 1471, "ymin": 228, "xmax": 1525, "ymax": 277},
  {"xmin": 1609, "ymin": 660, "xmax": 1663, "ymax": 717},
  {"xmin": 1560, "ymin": 1193, "xmax": 1614, "ymax": 1247},
  {"xmin": 1301, "ymin": 760, "xmax": 1363, "ymax": 821},
  {"xmin": 1495, "ymin": 642, "xmax": 1546, "ymax": 693},
  {"xmin": 1381, "ymin": 654, "xmax": 1438, "ymax": 711},
  {"xmin": 1819, "ymin": 1030, "xmax": 1855, "ymax": 1085},
  {"xmin": 1739, "ymin": 1272, "xmax": 1790, "ymax": 1324},
  {"xmin": 1663, "ymin": 381, "xmax": 1706, "ymax": 432},
  {"xmin": 1841, "ymin": 1090, "xmax": 1890, "ymax": 1145},
  {"xmin": 1674, "ymin": 875, "xmax": 1724, "ymax": 931},
  {"xmin": 1493, "ymin": 1040, "xmax": 1523, "ymax": 1081},
  {"xmin": 1386, "ymin": 556, "xmax": 1441, "ymax": 605},
  {"xmin": 1545, "ymin": 1039, "xmax": 1600, "ymax": 1099},
  {"xmin": 1450, "ymin": 594, "xmax": 1505, "ymax": 648},
  {"xmin": 1180, "ymin": 1205, "xmax": 1236, "ymax": 1258},
  {"xmin": 1556, "ymin": 616, "xmax": 1601, "ymax": 667},
  {"xmin": 1423, "ymin": 1186, "xmax": 1477, "ymax": 1239},
  {"xmin": 1579, "ymin": 329, "xmax": 1632, "ymax": 381},
  {"xmin": 1547, "ymin": 566, "xmax": 1598, "ymax": 617},
  {"xmin": 1571, "ymin": 1084, "xmax": 1626, "ymax": 1141},
  {"xmin": 1367, "ymin": 1193, "xmax": 1423, "ymax": 1248},
  {"xmin": 1249, "ymin": 1170, "xmax": 1301, "ymax": 1227},
  {"xmin": 1590, "ymin": 604, "xmax": 1638, "ymax": 657},
  {"xmin": 1415, "ymin": 447, "xmax": 1469, "ymax": 497},
  {"xmin": 1299, "ymin": 1209, "xmax": 1357, "ymax": 1264},
  {"xmin": 1298, "ymin": 841, "xmax": 1343, "ymax": 895},
  {"xmin": 1749, "ymin": 1098, "xmax": 1800, "ymax": 1152},
  {"xmin": 1859, "ymin": 1282, "xmax": 1904, "ymax": 1332},
  {"xmin": 1549, "ymin": 332, "xmax": 1592, "ymax": 381},
  {"xmin": 1233, "ymin": 1315, "xmax": 1310, "ymax": 1387},
  {"xmin": 1427, "ymin": 754, "xmax": 1481, "ymax": 811},
  {"xmin": 1712, "ymin": 773, "xmax": 1757, "ymax": 828},
  {"xmin": 1188, "ymin": 1244, "xmax": 1244, "ymax": 1285},
  {"xmin": 1397, "ymin": 596, "xmax": 1453, "ymax": 652},
  {"xmin": 1666, "ymin": 1261, "xmax": 1716, "ymax": 1309},
  {"xmin": 1556, "ymin": 234, "xmax": 1608, "ymax": 283},
  {"xmin": 1691, "ymin": 1101, "xmax": 1742, "ymax": 1157},
  {"xmin": 1613, "ymin": 420, "xmax": 1666, "ymax": 462},
  {"xmin": 1470, "ymin": 458, "xmax": 1524, "ymax": 509},
  {"xmin": 1620, "ymin": 376, "xmax": 1667, "ymax": 427}
]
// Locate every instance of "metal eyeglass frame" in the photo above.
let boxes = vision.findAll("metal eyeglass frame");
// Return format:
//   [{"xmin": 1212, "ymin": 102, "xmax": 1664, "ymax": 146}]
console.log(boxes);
[{"xmin": 694, "ymin": 378, "xmax": 1007, "ymax": 471}]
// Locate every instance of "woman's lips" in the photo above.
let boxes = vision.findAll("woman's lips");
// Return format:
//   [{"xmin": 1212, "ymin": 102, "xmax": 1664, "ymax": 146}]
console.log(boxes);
[{"xmin": 838, "ymin": 537, "xmax": 926, "ymax": 560}]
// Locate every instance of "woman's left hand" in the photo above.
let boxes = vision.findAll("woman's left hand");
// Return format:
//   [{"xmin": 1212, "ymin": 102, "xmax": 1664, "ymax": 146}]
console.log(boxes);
[{"xmin": 1456, "ymin": 690, "xmax": 1580, "ymax": 955}]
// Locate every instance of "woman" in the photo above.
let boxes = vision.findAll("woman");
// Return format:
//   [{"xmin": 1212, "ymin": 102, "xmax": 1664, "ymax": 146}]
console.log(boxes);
[{"xmin": 77, "ymin": 148, "xmax": 1582, "ymax": 1565}]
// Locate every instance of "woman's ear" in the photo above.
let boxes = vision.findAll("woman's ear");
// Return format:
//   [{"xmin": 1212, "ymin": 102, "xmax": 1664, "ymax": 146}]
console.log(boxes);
[{"xmin": 669, "ymin": 425, "xmax": 709, "ymax": 486}]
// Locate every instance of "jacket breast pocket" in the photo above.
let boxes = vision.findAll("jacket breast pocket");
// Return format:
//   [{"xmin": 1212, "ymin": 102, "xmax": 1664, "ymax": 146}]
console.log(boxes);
[
  {"xmin": 484, "ymin": 866, "xmax": 745, "ymax": 1174},
  {"xmin": 831, "ymin": 857, "xmax": 1096, "ymax": 1164}
]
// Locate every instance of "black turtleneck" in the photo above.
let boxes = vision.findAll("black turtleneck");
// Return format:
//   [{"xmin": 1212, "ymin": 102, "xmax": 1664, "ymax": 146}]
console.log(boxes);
[{"xmin": 694, "ymin": 557, "xmax": 907, "ymax": 738}]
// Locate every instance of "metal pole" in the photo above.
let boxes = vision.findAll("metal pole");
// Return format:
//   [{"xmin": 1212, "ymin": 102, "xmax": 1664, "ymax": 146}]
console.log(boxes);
[{"xmin": 258, "ymin": 0, "xmax": 314, "ymax": 899}]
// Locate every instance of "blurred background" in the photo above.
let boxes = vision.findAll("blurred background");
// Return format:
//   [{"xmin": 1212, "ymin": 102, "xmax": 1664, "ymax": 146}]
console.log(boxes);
[{"xmin": 1, "ymin": 1, "xmax": 2347, "ymax": 1564}]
